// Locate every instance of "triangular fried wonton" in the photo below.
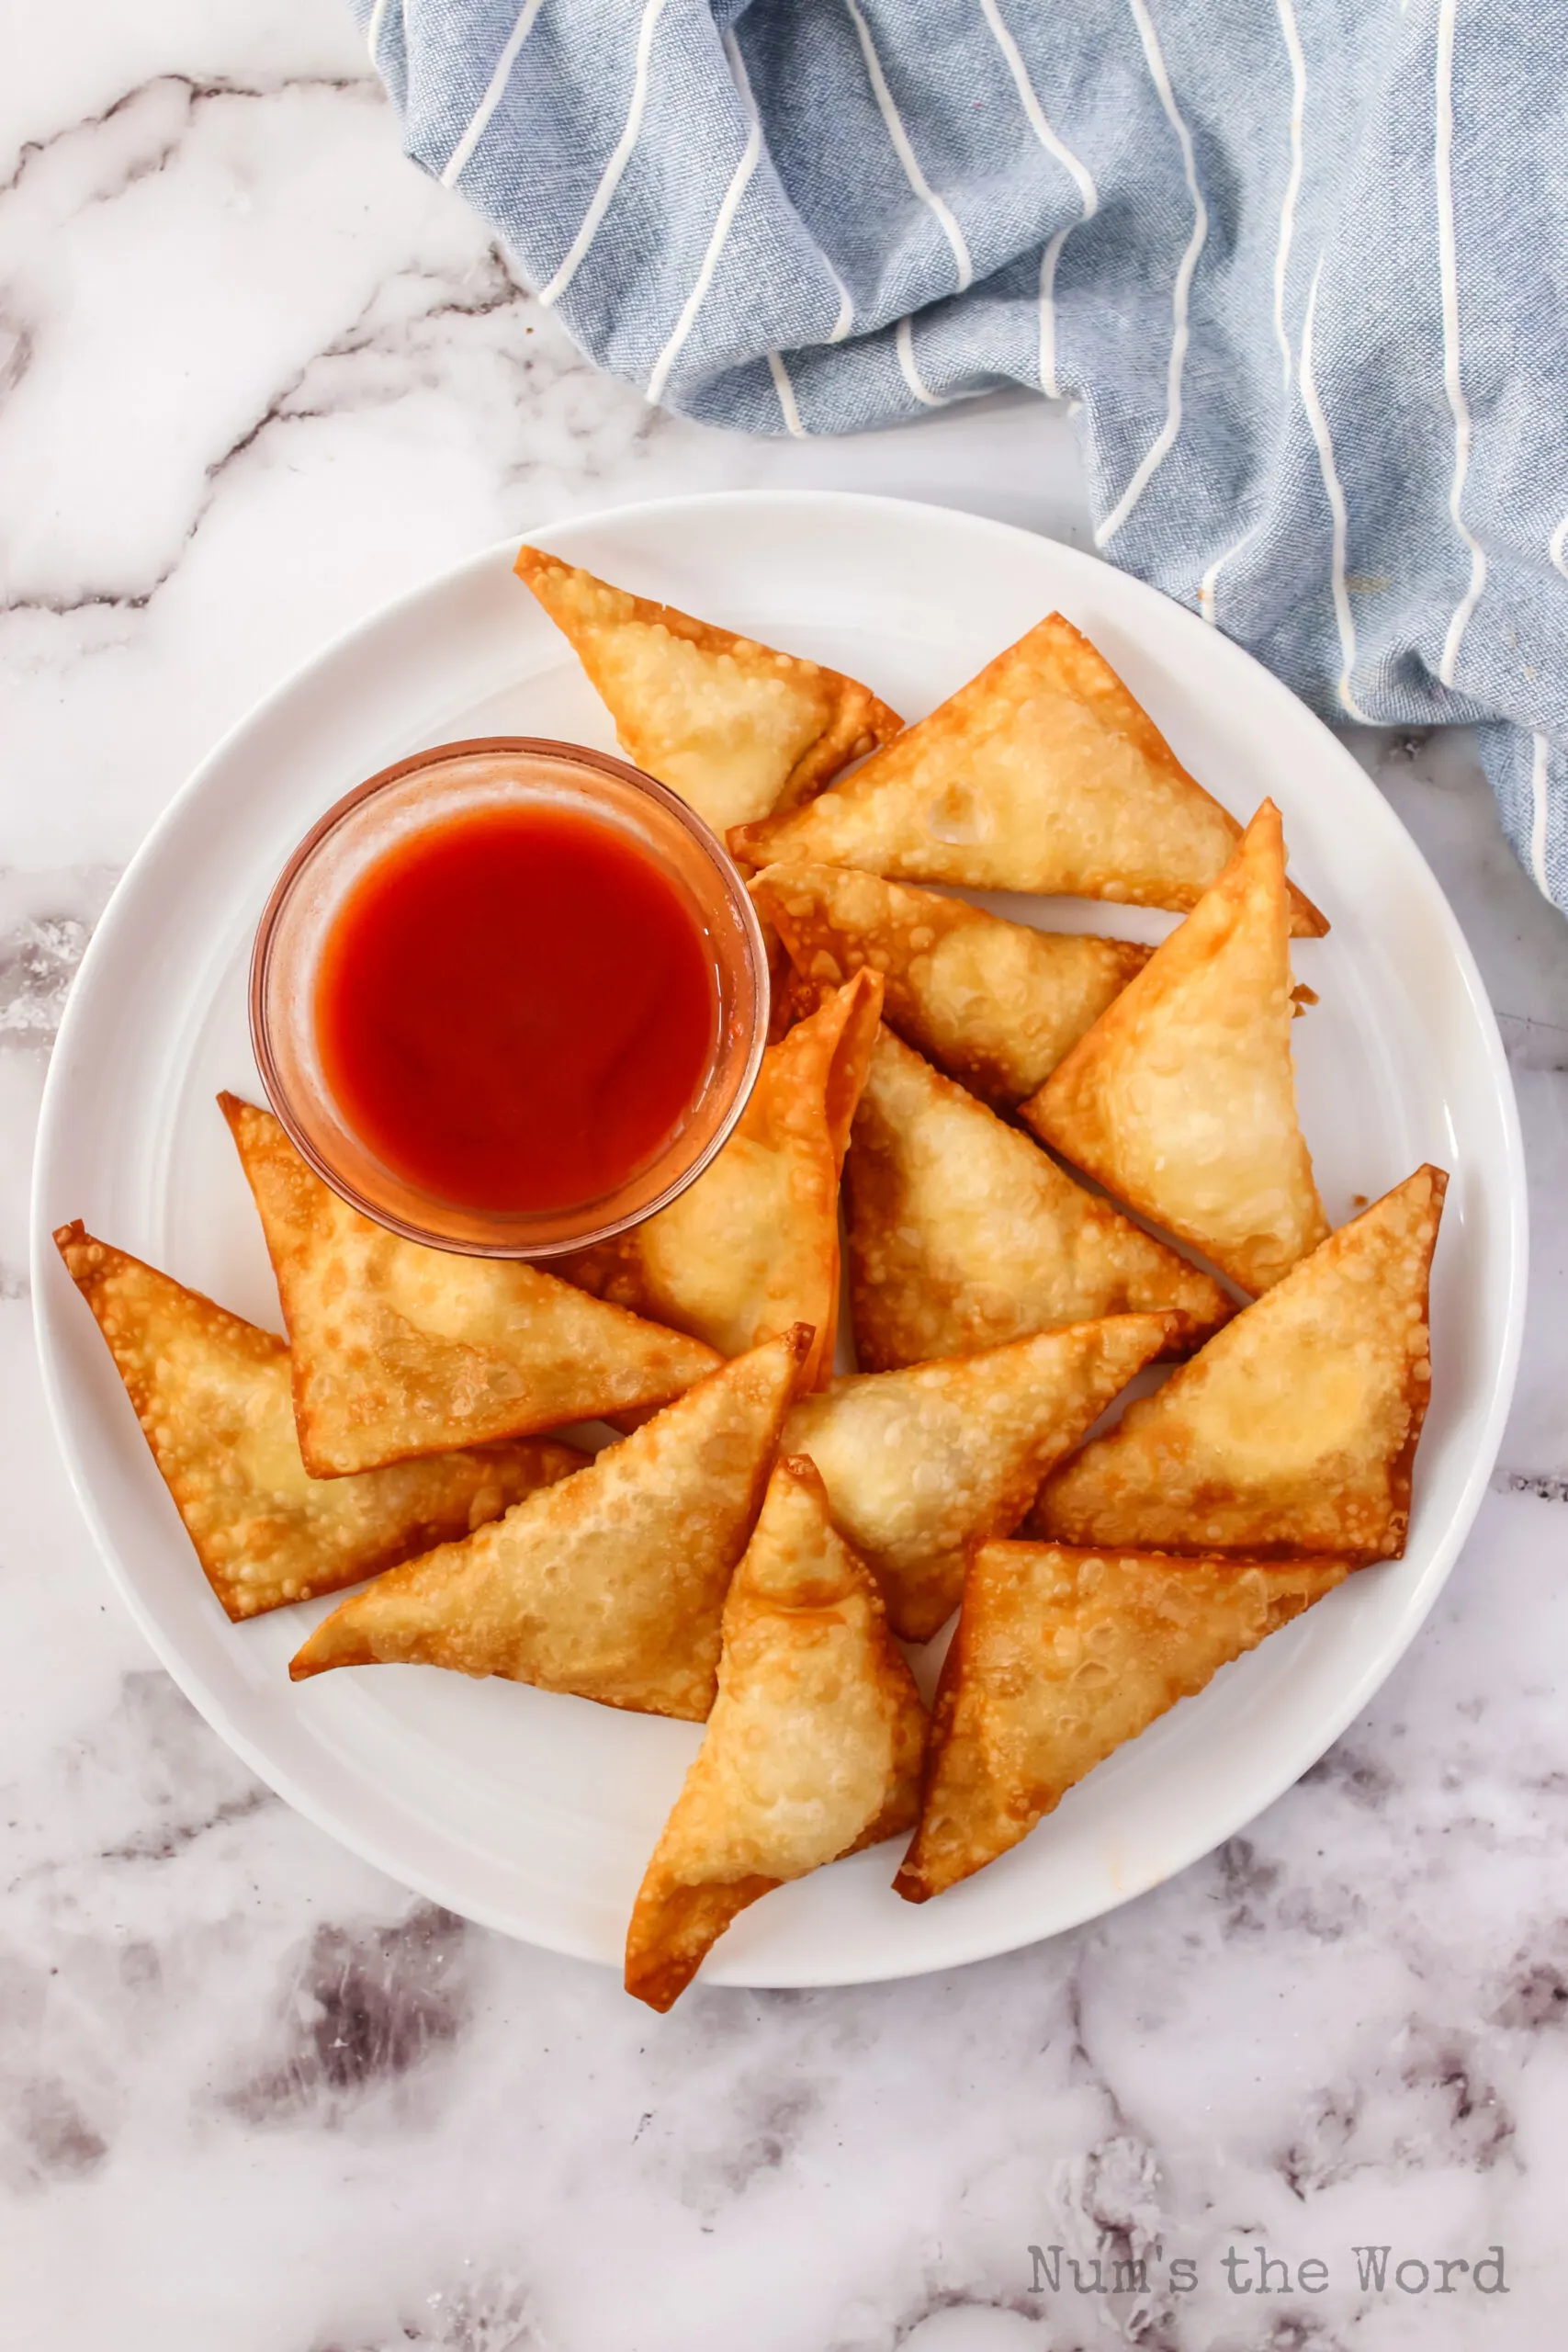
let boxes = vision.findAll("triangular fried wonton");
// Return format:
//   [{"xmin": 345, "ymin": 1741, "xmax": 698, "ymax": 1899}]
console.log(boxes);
[
  {"xmin": 845, "ymin": 1029, "xmax": 1234, "ymax": 1374},
  {"xmin": 895, "ymin": 1540, "xmax": 1348, "ymax": 1900},
  {"xmin": 751, "ymin": 862, "xmax": 1150, "ymax": 1110},
  {"xmin": 54, "ymin": 1224, "xmax": 584, "ymax": 1622},
  {"xmin": 514, "ymin": 546, "xmax": 902, "ymax": 835},
  {"xmin": 560, "ymin": 970, "xmax": 882, "ymax": 1393},
  {"xmin": 624, "ymin": 1453, "xmax": 926, "ymax": 2008},
  {"xmin": 783, "ymin": 1314, "xmax": 1175, "ymax": 1641},
  {"xmin": 730, "ymin": 615, "xmax": 1327, "ymax": 936},
  {"xmin": 1022, "ymin": 802, "xmax": 1327, "ymax": 1293},
  {"xmin": 1032, "ymin": 1167, "xmax": 1447, "ymax": 1562},
  {"xmin": 290, "ymin": 1328, "xmax": 810, "ymax": 1713},
  {"xmin": 220, "ymin": 1095, "xmax": 722, "ymax": 1477}
]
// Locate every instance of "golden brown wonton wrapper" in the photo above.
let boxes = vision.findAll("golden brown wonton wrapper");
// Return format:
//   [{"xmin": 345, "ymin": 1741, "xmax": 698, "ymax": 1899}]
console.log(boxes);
[
  {"xmin": 729, "ymin": 615, "xmax": 1327, "ymax": 936},
  {"xmin": 1032, "ymin": 1167, "xmax": 1447, "ymax": 1562},
  {"xmin": 844, "ymin": 1028, "xmax": 1234, "ymax": 1374},
  {"xmin": 624, "ymin": 1453, "xmax": 926, "ymax": 2009},
  {"xmin": 1023, "ymin": 801, "xmax": 1328, "ymax": 1293},
  {"xmin": 761, "ymin": 910, "xmax": 800, "ymax": 1045},
  {"xmin": 560, "ymin": 970, "xmax": 882, "ymax": 1393},
  {"xmin": 290, "ymin": 1328, "xmax": 811, "ymax": 1713},
  {"xmin": 750, "ymin": 862, "xmax": 1150, "ymax": 1108},
  {"xmin": 55, "ymin": 1225, "xmax": 583, "ymax": 1622},
  {"xmin": 514, "ymin": 546, "xmax": 902, "ymax": 835},
  {"xmin": 783, "ymin": 1313, "xmax": 1175, "ymax": 1641},
  {"xmin": 896, "ymin": 1540, "xmax": 1348, "ymax": 1901},
  {"xmin": 220, "ymin": 1096, "xmax": 721, "ymax": 1478}
]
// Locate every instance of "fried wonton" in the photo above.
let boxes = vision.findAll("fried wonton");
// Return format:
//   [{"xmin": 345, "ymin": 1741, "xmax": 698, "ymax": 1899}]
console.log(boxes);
[
  {"xmin": 845, "ymin": 1028, "xmax": 1234, "ymax": 1373},
  {"xmin": 290, "ymin": 1327, "xmax": 811, "ymax": 1713},
  {"xmin": 220, "ymin": 1096, "xmax": 722, "ymax": 1477},
  {"xmin": 895, "ymin": 1540, "xmax": 1348, "ymax": 1900},
  {"xmin": 783, "ymin": 1314, "xmax": 1175, "ymax": 1641},
  {"xmin": 1023, "ymin": 802, "xmax": 1327, "ymax": 1293},
  {"xmin": 750, "ymin": 862, "xmax": 1151, "ymax": 1109},
  {"xmin": 54, "ymin": 1224, "xmax": 584, "ymax": 1622},
  {"xmin": 729, "ymin": 615, "xmax": 1327, "ymax": 936},
  {"xmin": 624, "ymin": 1453, "xmax": 926, "ymax": 2009},
  {"xmin": 1031, "ymin": 1167, "xmax": 1448, "ymax": 1562},
  {"xmin": 514, "ymin": 546, "xmax": 902, "ymax": 835},
  {"xmin": 560, "ymin": 970, "xmax": 882, "ymax": 1393}
]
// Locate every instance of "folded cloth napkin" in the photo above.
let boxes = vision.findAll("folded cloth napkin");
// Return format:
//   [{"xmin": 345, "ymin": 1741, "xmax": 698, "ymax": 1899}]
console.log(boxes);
[{"xmin": 357, "ymin": 0, "xmax": 1568, "ymax": 914}]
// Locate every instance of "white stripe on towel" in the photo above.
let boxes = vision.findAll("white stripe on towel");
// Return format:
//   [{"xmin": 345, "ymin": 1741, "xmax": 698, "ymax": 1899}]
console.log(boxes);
[
  {"xmin": 538, "ymin": 0, "xmax": 670, "ymax": 308},
  {"xmin": 442, "ymin": 0, "xmax": 547, "ymax": 187},
  {"xmin": 1035, "ymin": 232, "xmax": 1076, "ymax": 402},
  {"xmin": 844, "ymin": 0, "xmax": 973, "ymax": 292},
  {"xmin": 1529, "ymin": 732, "xmax": 1552, "ymax": 896},
  {"xmin": 645, "ymin": 28, "xmax": 763, "ymax": 402},
  {"xmin": 1435, "ymin": 0, "xmax": 1487, "ymax": 686},
  {"xmin": 1550, "ymin": 511, "xmax": 1568, "ymax": 581},
  {"xmin": 768, "ymin": 351, "xmax": 807, "ymax": 435},
  {"xmin": 1272, "ymin": 0, "xmax": 1307, "ymax": 385},
  {"xmin": 366, "ymin": 0, "xmax": 395, "ymax": 65},
  {"xmin": 976, "ymin": 0, "xmax": 1098, "ymax": 401},
  {"xmin": 1300, "ymin": 260, "xmax": 1374, "ymax": 723},
  {"xmin": 978, "ymin": 0, "xmax": 1097, "ymax": 210},
  {"xmin": 897, "ymin": 313, "xmax": 946, "ymax": 406},
  {"xmin": 1095, "ymin": 0, "xmax": 1207, "ymax": 548}
]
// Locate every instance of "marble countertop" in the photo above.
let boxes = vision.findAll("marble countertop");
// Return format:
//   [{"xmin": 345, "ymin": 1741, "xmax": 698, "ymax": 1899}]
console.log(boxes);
[{"xmin": 4, "ymin": 6, "xmax": 1566, "ymax": 2347}]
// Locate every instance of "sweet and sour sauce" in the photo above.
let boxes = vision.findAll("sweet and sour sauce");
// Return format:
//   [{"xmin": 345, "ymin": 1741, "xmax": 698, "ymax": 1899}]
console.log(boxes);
[{"xmin": 314, "ymin": 802, "xmax": 717, "ymax": 1216}]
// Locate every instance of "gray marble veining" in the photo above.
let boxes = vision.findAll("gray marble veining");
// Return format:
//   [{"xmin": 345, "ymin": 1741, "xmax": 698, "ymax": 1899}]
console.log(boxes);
[{"xmin": 2, "ymin": 3, "xmax": 1565, "ymax": 2346}]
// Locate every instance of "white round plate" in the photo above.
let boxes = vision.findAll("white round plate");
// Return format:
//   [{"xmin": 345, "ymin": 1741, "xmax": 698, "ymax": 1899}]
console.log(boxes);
[{"xmin": 33, "ymin": 492, "xmax": 1526, "ymax": 1985}]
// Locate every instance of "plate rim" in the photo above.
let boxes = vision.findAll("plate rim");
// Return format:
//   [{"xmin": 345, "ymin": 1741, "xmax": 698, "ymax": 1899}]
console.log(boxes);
[{"xmin": 30, "ymin": 488, "xmax": 1529, "ymax": 1984}]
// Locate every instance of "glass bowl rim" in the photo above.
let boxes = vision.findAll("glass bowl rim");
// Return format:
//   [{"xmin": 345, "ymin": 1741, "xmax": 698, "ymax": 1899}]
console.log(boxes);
[{"xmin": 248, "ymin": 733, "xmax": 771, "ymax": 1258}]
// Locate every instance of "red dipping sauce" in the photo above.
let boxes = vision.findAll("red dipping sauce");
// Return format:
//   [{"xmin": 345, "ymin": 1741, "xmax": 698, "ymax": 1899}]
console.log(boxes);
[{"xmin": 314, "ymin": 804, "xmax": 717, "ymax": 1215}]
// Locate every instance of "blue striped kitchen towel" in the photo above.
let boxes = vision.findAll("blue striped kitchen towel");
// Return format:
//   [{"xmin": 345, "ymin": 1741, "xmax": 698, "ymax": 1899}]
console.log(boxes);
[{"xmin": 357, "ymin": 0, "xmax": 1568, "ymax": 914}]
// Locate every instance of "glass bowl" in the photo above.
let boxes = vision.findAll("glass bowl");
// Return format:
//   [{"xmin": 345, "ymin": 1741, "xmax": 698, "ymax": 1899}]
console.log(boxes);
[{"xmin": 250, "ymin": 737, "xmax": 769, "ymax": 1256}]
